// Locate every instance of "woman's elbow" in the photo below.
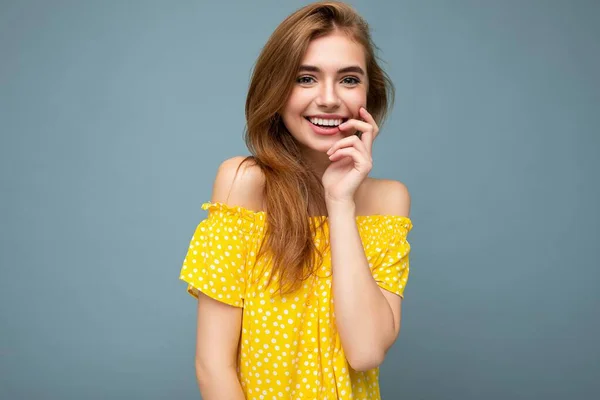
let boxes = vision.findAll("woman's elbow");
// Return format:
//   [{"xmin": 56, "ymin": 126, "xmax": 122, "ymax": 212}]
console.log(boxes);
[
  {"xmin": 195, "ymin": 357, "xmax": 225, "ymax": 385},
  {"xmin": 347, "ymin": 351, "xmax": 385, "ymax": 372},
  {"xmin": 195, "ymin": 358, "xmax": 211, "ymax": 386}
]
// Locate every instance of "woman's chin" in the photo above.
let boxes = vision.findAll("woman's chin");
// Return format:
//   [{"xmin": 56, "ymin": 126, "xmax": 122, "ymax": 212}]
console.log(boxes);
[{"xmin": 297, "ymin": 141, "xmax": 333, "ymax": 156}]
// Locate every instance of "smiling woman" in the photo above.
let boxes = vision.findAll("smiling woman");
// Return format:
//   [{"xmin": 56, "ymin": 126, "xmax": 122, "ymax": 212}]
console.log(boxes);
[
  {"xmin": 285, "ymin": 34, "xmax": 367, "ymax": 141},
  {"xmin": 179, "ymin": 2, "xmax": 412, "ymax": 400}
]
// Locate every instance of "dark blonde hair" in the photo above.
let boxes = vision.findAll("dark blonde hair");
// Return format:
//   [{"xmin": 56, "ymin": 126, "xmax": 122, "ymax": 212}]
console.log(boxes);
[{"xmin": 239, "ymin": 1, "xmax": 395, "ymax": 295}]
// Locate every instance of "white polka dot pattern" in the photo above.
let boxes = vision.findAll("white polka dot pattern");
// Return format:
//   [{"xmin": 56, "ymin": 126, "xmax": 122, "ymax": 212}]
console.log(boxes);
[
  {"xmin": 180, "ymin": 203, "xmax": 250, "ymax": 307},
  {"xmin": 179, "ymin": 202, "xmax": 413, "ymax": 400}
]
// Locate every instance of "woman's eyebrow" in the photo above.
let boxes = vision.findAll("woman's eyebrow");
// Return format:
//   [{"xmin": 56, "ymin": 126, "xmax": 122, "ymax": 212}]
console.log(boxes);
[{"xmin": 298, "ymin": 65, "xmax": 365, "ymax": 75}]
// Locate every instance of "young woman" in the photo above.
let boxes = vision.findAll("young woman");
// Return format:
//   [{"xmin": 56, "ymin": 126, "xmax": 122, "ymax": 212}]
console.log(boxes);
[{"xmin": 179, "ymin": 1, "xmax": 413, "ymax": 399}]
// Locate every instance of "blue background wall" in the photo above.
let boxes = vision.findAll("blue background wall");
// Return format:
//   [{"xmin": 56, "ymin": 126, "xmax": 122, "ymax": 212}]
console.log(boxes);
[{"xmin": 1, "ymin": 0, "xmax": 598, "ymax": 398}]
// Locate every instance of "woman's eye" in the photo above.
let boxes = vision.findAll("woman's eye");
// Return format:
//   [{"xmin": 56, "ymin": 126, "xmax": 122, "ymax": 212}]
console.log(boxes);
[
  {"xmin": 342, "ymin": 76, "xmax": 360, "ymax": 85},
  {"xmin": 296, "ymin": 76, "xmax": 360, "ymax": 85},
  {"xmin": 296, "ymin": 76, "xmax": 315, "ymax": 84}
]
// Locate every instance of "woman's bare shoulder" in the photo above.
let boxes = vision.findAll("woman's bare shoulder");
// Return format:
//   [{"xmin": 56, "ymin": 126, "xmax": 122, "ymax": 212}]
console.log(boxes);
[
  {"xmin": 363, "ymin": 177, "xmax": 411, "ymax": 217},
  {"xmin": 210, "ymin": 156, "xmax": 266, "ymax": 212}
]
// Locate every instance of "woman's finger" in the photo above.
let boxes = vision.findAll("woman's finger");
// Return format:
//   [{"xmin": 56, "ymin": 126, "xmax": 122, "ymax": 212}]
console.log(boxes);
[
  {"xmin": 358, "ymin": 107, "xmax": 379, "ymax": 151},
  {"xmin": 337, "ymin": 113, "xmax": 378, "ymax": 154},
  {"xmin": 327, "ymin": 134, "xmax": 369, "ymax": 159},
  {"xmin": 328, "ymin": 146, "xmax": 372, "ymax": 168},
  {"xmin": 337, "ymin": 118, "xmax": 373, "ymax": 137},
  {"xmin": 358, "ymin": 107, "xmax": 379, "ymax": 133}
]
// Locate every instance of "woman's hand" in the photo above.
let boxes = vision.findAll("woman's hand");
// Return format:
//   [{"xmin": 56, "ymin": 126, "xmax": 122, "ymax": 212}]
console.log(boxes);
[{"xmin": 322, "ymin": 107, "xmax": 379, "ymax": 204}]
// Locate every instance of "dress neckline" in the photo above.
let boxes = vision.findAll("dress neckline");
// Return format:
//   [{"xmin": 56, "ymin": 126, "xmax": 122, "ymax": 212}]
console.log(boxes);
[{"xmin": 202, "ymin": 201, "xmax": 412, "ymax": 224}]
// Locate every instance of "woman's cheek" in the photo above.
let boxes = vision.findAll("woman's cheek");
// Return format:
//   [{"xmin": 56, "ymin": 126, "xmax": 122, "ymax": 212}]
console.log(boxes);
[{"xmin": 349, "ymin": 93, "xmax": 367, "ymax": 115}]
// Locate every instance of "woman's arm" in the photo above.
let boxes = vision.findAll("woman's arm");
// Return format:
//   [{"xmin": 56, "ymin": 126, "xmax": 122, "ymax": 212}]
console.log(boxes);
[
  {"xmin": 327, "ymin": 180, "xmax": 411, "ymax": 372},
  {"xmin": 194, "ymin": 156, "xmax": 265, "ymax": 398},
  {"xmin": 195, "ymin": 292, "xmax": 245, "ymax": 400}
]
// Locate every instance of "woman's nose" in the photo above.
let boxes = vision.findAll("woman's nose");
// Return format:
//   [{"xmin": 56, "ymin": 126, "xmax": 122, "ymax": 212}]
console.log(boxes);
[{"xmin": 316, "ymin": 82, "xmax": 341, "ymax": 108}]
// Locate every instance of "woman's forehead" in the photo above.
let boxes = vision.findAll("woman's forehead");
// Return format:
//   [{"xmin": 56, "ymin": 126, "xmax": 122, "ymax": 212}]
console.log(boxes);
[{"xmin": 301, "ymin": 33, "xmax": 366, "ymax": 71}]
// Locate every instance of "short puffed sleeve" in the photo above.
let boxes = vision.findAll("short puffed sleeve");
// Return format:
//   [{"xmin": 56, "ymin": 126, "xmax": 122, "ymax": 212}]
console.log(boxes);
[
  {"xmin": 179, "ymin": 202, "xmax": 254, "ymax": 307},
  {"xmin": 369, "ymin": 216, "xmax": 413, "ymax": 298}
]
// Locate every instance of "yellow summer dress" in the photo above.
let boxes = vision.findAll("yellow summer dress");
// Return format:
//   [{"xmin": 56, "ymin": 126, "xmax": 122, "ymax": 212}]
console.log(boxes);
[{"xmin": 179, "ymin": 202, "xmax": 413, "ymax": 400}]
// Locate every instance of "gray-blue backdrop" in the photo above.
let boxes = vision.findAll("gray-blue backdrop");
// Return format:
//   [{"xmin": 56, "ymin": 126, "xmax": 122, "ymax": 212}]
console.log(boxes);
[{"xmin": 1, "ymin": 0, "xmax": 598, "ymax": 399}]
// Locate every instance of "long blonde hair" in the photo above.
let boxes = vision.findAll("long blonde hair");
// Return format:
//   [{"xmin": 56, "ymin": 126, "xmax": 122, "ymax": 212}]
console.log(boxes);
[{"xmin": 238, "ymin": 1, "xmax": 395, "ymax": 295}]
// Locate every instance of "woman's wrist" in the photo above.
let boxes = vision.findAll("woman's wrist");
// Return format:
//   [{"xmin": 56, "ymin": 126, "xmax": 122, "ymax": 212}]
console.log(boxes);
[{"xmin": 325, "ymin": 196, "xmax": 356, "ymax": 218}]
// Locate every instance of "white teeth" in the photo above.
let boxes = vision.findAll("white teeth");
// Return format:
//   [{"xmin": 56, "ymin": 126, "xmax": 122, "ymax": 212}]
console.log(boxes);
[{"xmin": 309, "ymin": 117, "xmax": 342, "ymax": 127}]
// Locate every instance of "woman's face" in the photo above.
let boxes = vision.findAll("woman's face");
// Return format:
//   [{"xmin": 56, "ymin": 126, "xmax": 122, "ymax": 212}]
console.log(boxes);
[{"xmin": 281, "ymin": 31, "xmax": 368, "ymax": 155}]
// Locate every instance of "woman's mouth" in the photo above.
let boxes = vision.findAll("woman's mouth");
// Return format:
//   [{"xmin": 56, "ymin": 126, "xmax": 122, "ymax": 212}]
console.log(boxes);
[{"xmin": 304, "ymin": 116, "xmax": 348, "ymax": 136}]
